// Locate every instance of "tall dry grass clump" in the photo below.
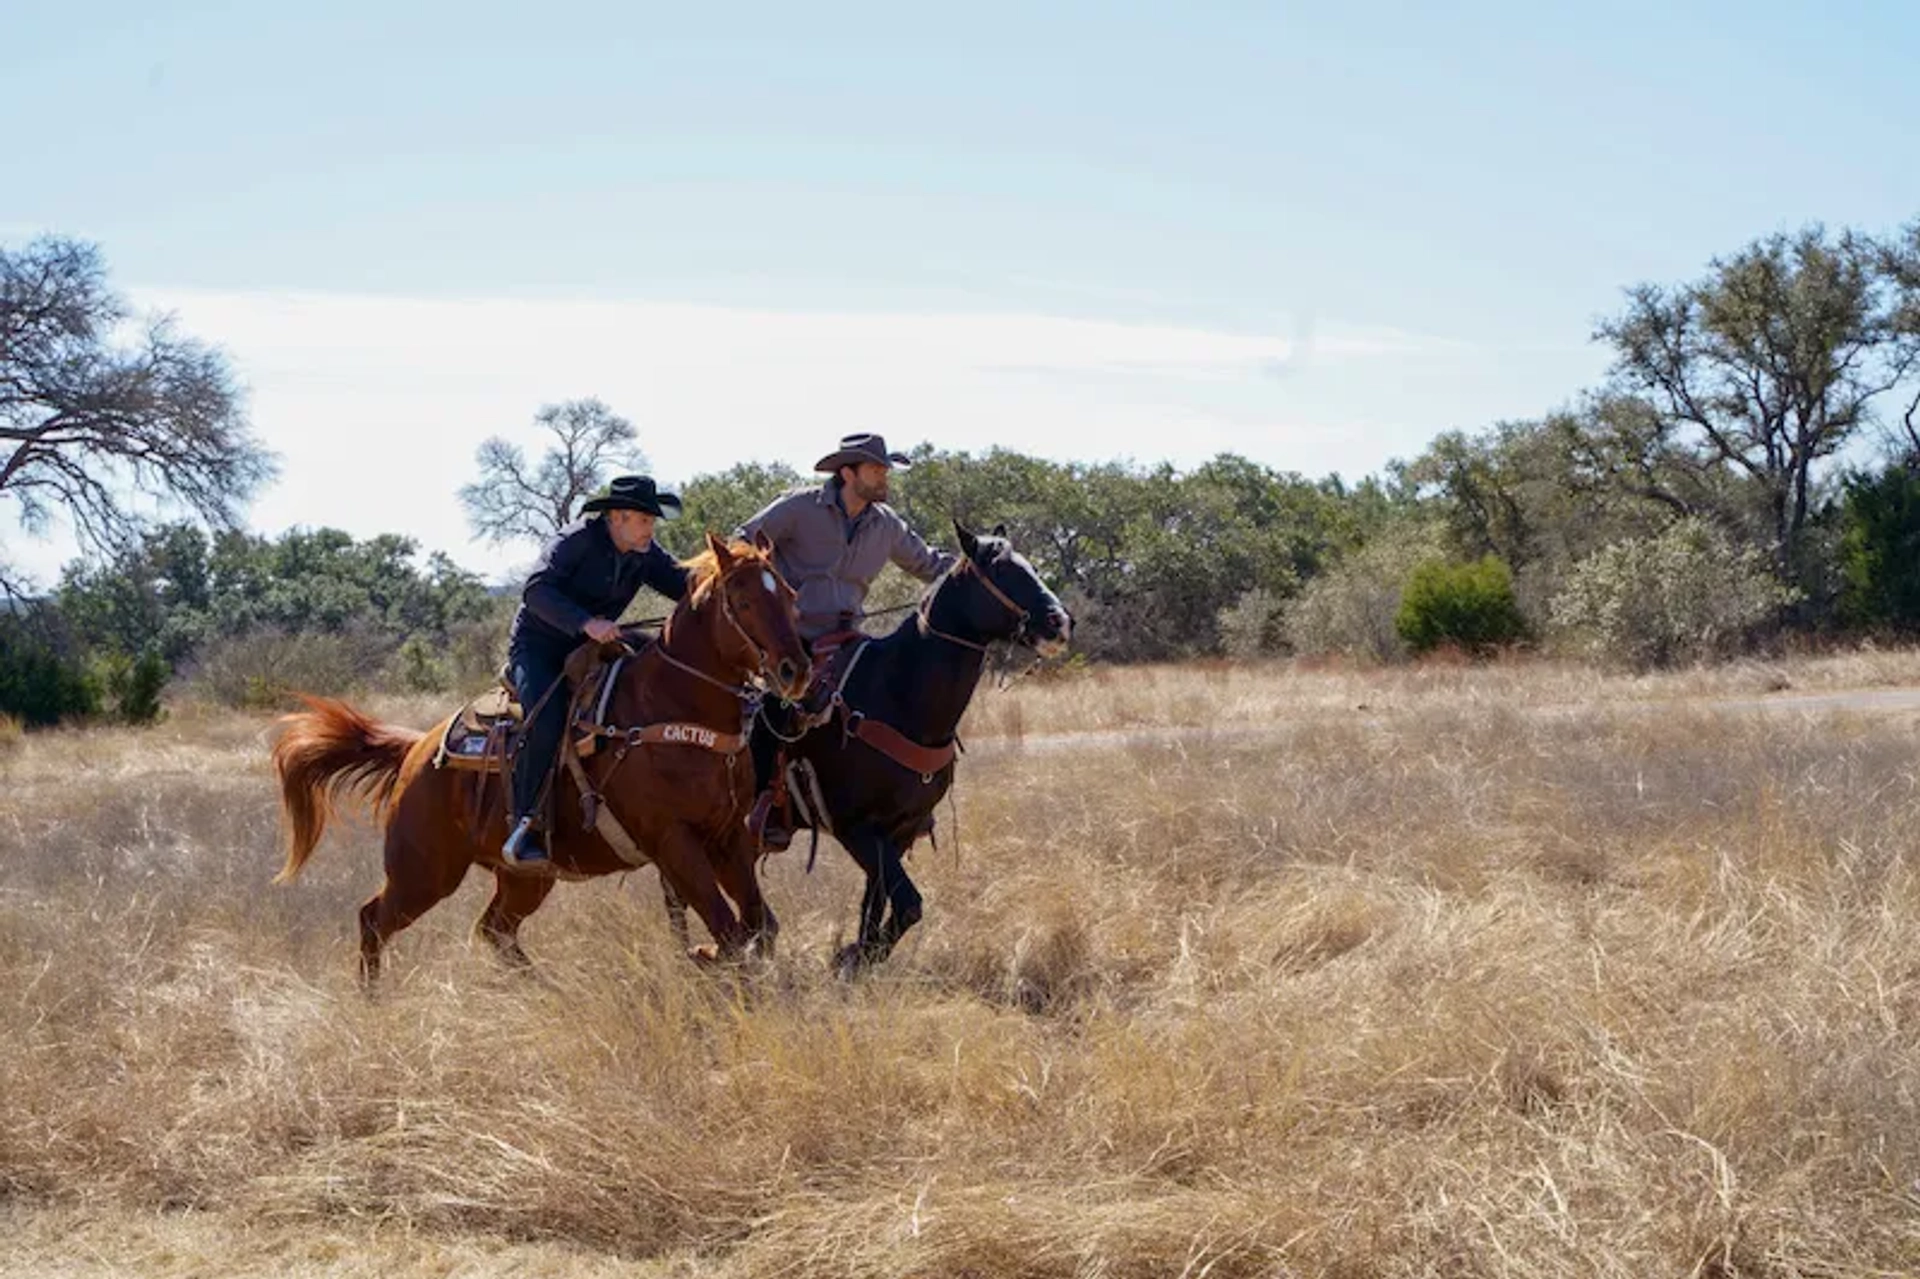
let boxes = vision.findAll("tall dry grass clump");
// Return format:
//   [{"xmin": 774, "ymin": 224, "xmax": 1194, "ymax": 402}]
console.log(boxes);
[{"xmin": 2, "ymin": 664, "xmax": 1919, "ymax": 1275}]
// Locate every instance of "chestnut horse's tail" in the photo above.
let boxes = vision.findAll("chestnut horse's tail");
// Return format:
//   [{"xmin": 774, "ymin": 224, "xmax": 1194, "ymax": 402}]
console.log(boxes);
[{"xmin": 271, "ymin": 695, "xmax": 425, "ymax": 883}]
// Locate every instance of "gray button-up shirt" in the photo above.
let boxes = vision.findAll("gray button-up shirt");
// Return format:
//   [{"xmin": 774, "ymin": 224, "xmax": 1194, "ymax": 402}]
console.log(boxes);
[{"xmin": 736, "ymin": 480, "xmax": 955, "ymax": 639}]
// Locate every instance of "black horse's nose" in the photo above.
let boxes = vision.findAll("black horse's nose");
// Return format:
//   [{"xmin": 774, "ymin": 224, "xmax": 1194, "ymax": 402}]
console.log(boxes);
[{"xmin": 1047, "ymin": 605, "xmax": 1073, "ymax": 639}]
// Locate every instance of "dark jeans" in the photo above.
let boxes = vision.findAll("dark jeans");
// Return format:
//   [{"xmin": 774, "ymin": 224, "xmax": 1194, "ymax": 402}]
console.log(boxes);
[
  {"xmin": 509, "ymin": 643, "xmax": 570, "ymax": 826},
  {"xmin": 751, "ymin": 706, "xmax": 782, "ymax": 793}
]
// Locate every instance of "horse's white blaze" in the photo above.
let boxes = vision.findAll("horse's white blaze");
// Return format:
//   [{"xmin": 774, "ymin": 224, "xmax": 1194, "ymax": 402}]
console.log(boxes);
[{"xmin": 761, "ymin": 569, "xmax": 778, "ymax": 594}]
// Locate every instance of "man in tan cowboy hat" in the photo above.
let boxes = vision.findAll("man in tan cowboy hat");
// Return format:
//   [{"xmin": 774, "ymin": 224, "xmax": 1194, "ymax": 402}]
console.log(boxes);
[
  {"xmin": 733, "ymin": 433, "xmax": 956, "ymax": 848},
  {"xmin": 502, "ymin": 475, "xmax": 690, "ymax": 866},
  {"xmin": 734, "ymin": 433, "xmax": 953, "ymax": 643}
]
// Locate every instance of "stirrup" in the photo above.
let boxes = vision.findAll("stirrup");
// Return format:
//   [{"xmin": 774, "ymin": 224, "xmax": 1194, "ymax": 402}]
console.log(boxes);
[{"xmin": 502, "ymin": 816, "xmax": 549, "ymax": 864}]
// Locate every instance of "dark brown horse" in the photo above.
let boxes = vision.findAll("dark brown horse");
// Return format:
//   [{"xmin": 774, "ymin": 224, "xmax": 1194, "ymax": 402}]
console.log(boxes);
[
  {"xmin": 742, "ymin": 522, "xmax": 1071, "ymax": 977},
  {"xmin": 272, "ymin": 532, "xmax": 810, "ymax": 982}
]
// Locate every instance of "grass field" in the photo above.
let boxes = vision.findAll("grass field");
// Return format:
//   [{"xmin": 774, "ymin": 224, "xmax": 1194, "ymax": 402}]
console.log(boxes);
[{"xmin": 4, "ymin": 653, "xmax": 1919, "ymax": 1276}]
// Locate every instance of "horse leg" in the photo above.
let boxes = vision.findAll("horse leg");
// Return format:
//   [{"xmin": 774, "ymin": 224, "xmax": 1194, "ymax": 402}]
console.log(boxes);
[
  {"xmin": 651, "ymin": 826, "xmax": 750, "ymax": 962},
  {"xmin": 710, "ymin": 829, "xmax": 778, "ymax": 960},
  {"xmin": 660, "ymin": 874, "xmax": 691, "ymax": 953},
  {"xmin": 834, "ymin": 827, "xmax": 918, "ymax": 979},
  {"xmin": 475, "ymin": 869, "xmax": 557, "ymax": 969},
  {"xmin": 866, "ymin": 836, "xmax": 923, "ymax": 965},
  {"xmin": 359, "ymin": 833, "xmax": 471, "ymax": 987}
]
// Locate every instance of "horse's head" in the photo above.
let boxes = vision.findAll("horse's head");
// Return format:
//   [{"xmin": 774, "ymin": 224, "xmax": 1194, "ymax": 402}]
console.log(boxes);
[
  {"xmin": 949, "ymin": 519, "xmax": 1073, "ymax": 658},
  {"xmin": 690, "ymin": 530, "xmax": 812, "ymax": 700}
]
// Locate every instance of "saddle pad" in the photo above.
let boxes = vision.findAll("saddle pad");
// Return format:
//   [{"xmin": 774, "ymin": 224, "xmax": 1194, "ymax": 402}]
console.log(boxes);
[{"xmin": 436, "ymin": 685, "xmax": 520, "ymax": 771}]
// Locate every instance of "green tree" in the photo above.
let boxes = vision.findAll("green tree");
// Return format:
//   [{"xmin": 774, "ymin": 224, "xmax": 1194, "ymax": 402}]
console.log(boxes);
[
  {"xmin": 1591, "ymin": 225, "xmax": 1916, "ymax": 583},
  {"xmin": 54, "ymin": 523, "xmax": 493, "ymax": 713},
  {"xmin": 92, "ymin": 649, "xmax": 169, "ymax": 724},
  {"xmin": 1395, "ymin": 423, "xmax": 1553, "ymax": 569},
  {"xmin": 659, "ymin": 460, "xmax": 806, "ymax": 558},
  {"xmin": 1395, "ymin": 415, "xmax": 1695, "ymax": 626},
  {"xmin": 1838, "ymin": 462, "xmax": 1920, "ymax": 632},
  {"xmin": 889, "ymin": 447, "xmax": 1369, "ymax": 660},
  {"xmin": 56, "ymin": 522, "xmax": 216, "ymax": 665},
  {"xmin": 194, "ymin": 528, "xmax": 489, "ymax": 640},
  {"xmin": 0, "ymin": 611, "xmax": 100, "ymax": 726}
]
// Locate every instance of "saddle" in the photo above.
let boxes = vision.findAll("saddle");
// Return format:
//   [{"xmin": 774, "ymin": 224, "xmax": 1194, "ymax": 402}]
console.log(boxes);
[
  {"xmin": 784, "ymin": 627, "xmax": 960, "ymax": 777},
  {"xmin": 805, "ymin": 628, "xmax": 868, "ymax": 703},
  {"xmin": 432, "ymin": 651, "xmax": 626, "ymax": 775}
]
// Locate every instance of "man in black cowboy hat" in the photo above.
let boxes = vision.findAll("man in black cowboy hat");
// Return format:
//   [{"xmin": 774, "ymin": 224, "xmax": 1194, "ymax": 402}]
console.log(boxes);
[
  {"xmin": 501, "ymin": 475, "xmax": 690, "ymax": 865},
  {"xmin": 732, "ymin": 433, "xmax": 955, "ymax": 848}
]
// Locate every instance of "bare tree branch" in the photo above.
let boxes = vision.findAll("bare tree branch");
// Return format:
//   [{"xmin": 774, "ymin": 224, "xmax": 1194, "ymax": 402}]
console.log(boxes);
[
  {"xmin": 0, "ymin": 237, "xmax": 274, "ymax": 596},
  {"xmin": 458, "ymin": 398, "xmax": 647, "ymax": 545}
]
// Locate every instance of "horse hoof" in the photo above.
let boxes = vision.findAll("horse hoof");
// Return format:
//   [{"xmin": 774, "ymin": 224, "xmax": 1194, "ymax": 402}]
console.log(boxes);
[
  {"xmin": 832, "ymin": 943, "xmax": 866, "ymax": 982},
  {"xmin": 688, "ymin": 944, "xmax": 723, "ymax": 966}
]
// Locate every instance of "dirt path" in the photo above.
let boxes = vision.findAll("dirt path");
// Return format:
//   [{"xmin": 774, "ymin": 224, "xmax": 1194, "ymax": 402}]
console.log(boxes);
[{"xmin": 964, "ymin": 684, "xmax": 1920, "ymax": 756}]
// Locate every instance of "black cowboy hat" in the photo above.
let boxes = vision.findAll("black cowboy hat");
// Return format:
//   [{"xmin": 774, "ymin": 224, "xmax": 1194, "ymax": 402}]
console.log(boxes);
[
  {"xmin": 813, "ymin": 432, "xmax": 914, "ymax": 474},
  {"xmin": 580, "ymin": 475, "xmax": 682, "ymax": 519}
]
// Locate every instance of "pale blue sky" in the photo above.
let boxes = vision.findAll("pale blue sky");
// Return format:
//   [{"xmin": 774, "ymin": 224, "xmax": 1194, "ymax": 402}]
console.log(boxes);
[{"xmin": 4, "ymin": 0, "xmax": 1917, "ymax": 582}]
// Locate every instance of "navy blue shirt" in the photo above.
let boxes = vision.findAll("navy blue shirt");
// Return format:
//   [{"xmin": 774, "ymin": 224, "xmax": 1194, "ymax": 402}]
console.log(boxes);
[{"xmin": 508, "ymin": 516, "xmax": 690, "ymax": 654}]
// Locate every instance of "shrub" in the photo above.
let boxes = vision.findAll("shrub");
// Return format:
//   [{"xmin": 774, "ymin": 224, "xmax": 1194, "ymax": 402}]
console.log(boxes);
[
  {"xmin": 1284, "ymin": 523, "xmax": 1445, "ymax": 663},
  {"xmin": 391, "ymin": 634, "xmax": 453, "ymax": 694},
  {"xmin": 183, "ymin": 626, "xmax": 391, "ymax": 709},
  {"xmin": 1394, "ymin": 556, "xmax": 1528, "ymax": 656},
  {"xmin": 0, "ymin": 619, "xmax": 100, "ymax": 726},
  {"xmin": 93, "ymin": 649, "xmax": 170, "ymax": 724},
  {"xmin": 1550, "ymin": 518, "xmax": 1793, "ymax": 670},
  {"xmin": 1218, "ymin": 587, "xmax": 1288, "ymax": 659},
  {"xmin": 445, "ymin": 605, "xmax": 515, "ymax": 692}
]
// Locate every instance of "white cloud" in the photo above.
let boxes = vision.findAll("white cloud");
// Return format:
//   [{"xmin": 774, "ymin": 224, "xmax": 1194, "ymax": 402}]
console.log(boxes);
[{"xmin": 8, "ymin": 288, "xmax": 1511, "ymax": 585}]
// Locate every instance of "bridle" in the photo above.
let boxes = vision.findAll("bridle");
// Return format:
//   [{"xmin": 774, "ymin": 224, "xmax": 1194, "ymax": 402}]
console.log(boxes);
[
  {"xmin": 917, "ymin": 554, "xmax": 1034, "ymax": 655},
  {"xmin": 648, "ymin": 556, "xmax": 795, "ymax": 701}
]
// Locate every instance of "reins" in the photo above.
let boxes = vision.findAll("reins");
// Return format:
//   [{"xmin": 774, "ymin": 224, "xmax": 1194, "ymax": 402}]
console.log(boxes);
[{"xmin": 644, "ymin": 641, "xmax": 758, "ymax": 700}]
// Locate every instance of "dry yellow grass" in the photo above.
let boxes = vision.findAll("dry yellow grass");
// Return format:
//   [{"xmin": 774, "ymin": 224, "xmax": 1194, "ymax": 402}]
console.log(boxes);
[
  {"xmin": 957, "ymin": 646, "xmax": 1920, "ymax": 740},
  {"xmin": 3, "ymin": 655, "xmax": 1920, "ymax": 1276}
]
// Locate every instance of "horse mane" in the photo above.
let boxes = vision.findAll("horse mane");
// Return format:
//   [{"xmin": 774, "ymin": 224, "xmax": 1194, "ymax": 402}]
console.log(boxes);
[{"xmin": 679, "ymin": 539, "xmax": 769, "ymax": 608}]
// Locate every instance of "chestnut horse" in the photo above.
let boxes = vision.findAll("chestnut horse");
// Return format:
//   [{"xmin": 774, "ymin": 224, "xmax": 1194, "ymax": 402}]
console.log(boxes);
[{"xmin": 272, "ymin": 532, "xmax": 810, "ymax": 982}]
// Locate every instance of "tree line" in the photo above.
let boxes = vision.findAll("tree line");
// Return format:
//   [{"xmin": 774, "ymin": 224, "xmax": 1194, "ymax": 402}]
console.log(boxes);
[{"xmin": 4, "ymin": 220, "xmax": 1920, "ymax": 726}]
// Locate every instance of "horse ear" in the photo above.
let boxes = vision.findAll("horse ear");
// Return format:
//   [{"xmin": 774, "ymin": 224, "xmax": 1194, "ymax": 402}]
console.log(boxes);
[
  {"xmin": 752, "ymin": 528, "xmax": 774, "ymax": 556},
  {"xmin": 992, "ymin": 522, "xmax": 1008, "ymax": 539},
  {"xmin": 953, "ymin": 518, "xmax": 979, "ymax": 559},
  {"xmin": 705, "ymin": 528, "xmax": 733, "ymax": 567}
]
